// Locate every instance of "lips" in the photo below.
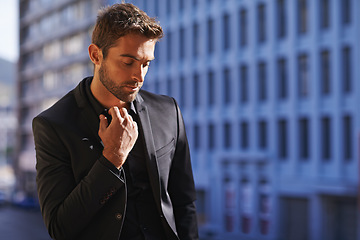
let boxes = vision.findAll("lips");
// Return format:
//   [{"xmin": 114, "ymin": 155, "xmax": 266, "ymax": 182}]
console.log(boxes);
[{"xmin": 123, "ymin": 85, "xmax": 139, "ymax": 92}]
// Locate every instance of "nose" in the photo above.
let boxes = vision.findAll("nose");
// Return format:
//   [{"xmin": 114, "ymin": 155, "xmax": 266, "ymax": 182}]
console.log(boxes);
[{"xmin": 132, "ymin": 66, "xmax": 145, "ymax": 83}]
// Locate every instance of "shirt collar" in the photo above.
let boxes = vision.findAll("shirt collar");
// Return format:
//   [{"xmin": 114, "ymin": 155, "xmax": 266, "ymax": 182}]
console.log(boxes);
[{"xmin": 84, "ymin": 77, "xmax": 137, "ymax": 117}]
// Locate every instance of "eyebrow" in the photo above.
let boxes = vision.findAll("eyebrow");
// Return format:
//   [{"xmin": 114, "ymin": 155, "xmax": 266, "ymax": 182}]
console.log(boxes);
[{"xmin": 119, "ymin": 54, "xmax": 154, "ymax": 62}]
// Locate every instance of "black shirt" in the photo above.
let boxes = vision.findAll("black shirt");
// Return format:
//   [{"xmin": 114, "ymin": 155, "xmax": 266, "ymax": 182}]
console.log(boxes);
[{"xmin": 84, "ymin": 78, "xmax": 166, "ymax": 240}]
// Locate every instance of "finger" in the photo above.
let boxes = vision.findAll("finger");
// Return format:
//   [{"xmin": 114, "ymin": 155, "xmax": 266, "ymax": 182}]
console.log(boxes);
[
  {"xmin": 119, "ymin": 107, "xmax": 128, "ymax": 119},
  {"xmin": 99, "ymin": 114, "xmax": 108, "ymax": 131},
  {"xmin": 109, "ymin": 106, "xmax": 123, "ymax": 122}
]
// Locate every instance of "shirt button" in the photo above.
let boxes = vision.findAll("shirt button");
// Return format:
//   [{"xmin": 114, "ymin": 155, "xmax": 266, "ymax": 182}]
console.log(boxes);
[{"xmin": 115, "ymin": 213, "xmax": 122, "ymax": 221}]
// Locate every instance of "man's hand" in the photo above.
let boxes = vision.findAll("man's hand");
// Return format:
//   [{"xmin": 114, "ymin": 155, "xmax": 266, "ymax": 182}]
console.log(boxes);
[{"xmin": 98, "ymin": 106, "xmax": 138, "ymax": 169}]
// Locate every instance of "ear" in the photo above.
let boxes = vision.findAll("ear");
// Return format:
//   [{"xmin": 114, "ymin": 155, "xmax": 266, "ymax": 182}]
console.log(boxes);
[{"xmin": 88, "ymin": 44, "xmax": 103, "ymax": 65}]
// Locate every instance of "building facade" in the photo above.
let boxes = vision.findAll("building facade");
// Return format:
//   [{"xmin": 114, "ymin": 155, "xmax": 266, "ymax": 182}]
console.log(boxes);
[
  {"xmin": 17, "ymin": 0, "xmax": 359, "ymax": 239},
  {"xmin": 128, "ymin": 0, "xmax": 360, "ymax": 239},
  {"xmin": 16, "ymin": 0, "xmax": 104, "ymax": 198}
]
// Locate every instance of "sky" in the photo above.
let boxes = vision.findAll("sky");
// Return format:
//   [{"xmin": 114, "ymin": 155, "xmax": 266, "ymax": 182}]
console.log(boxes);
[{"xmin": 0, "ymin": 0, "xmax": 19, "ymax": 62}]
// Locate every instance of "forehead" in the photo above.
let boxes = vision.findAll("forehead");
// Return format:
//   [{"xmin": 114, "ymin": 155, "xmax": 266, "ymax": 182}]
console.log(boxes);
[{"xmin": 109, "ymin": 33, "xmax": 157, "ymax": 59}]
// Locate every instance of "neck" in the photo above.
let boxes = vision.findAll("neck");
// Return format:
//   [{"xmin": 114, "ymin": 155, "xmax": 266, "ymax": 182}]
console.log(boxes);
[{"xmin": 90, "ymin": 76, "xmax": 129, "ymax": 110}]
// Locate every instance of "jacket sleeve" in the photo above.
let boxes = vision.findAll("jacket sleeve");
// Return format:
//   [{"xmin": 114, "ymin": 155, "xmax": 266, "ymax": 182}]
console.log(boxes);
[
  {"xmin": 33, "ymin": 115, "xmax": 125, "ymax": 240},
  {"xmin": 168, "ymin": 100, "xmax": 199, "ymax": 240}
]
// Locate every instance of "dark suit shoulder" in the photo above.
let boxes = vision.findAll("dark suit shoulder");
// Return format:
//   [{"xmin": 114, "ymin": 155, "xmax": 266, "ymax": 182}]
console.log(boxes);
[
  {"xmin": 138, "ymin": 90, "xmax": 176, "ymax": 110},
  {"xmin": 35, "ymin": 89, "xmax": 78, "ymax": 123}
]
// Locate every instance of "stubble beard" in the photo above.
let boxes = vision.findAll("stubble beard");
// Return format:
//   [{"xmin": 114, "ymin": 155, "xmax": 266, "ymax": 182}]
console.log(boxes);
[{"xmin": 98, "ymin": 62, "xmax": 140, "ymax": 103}]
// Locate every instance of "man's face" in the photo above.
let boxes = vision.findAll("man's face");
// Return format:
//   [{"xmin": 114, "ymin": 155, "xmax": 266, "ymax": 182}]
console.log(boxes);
[{"xmin": 98, "ymin": 33, "xmax": 156, "ymax": 103}]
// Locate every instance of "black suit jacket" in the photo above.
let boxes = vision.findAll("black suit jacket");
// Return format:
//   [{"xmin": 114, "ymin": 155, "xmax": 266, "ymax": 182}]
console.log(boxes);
[{"xmin": 33, "ymin": 78, "xmax": 198, "ymax": 240}]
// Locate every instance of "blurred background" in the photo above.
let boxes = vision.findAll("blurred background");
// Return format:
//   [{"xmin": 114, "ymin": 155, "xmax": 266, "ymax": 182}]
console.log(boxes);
[{"xmin": 0, "ymin": 0, "xmax": 359, "ymax": 239}]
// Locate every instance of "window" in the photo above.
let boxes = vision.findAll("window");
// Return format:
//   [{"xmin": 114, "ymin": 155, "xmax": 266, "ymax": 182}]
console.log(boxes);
[
  {"xmin": 239, "ymin": 9, "xmax": 248, "ymax": 46},
  {"xmin": 258, "ymin": 3, "xmax": 266, "ymax": 43},
  {"xmin": 167, "ymin": 77, "xmax": 172, "ymax": 96},
  {"xmin": 278, "ymin": 119, "xmax": 288, "ymax": 159},
  {"xmin": 240, "ymin": 121, "xmax": 249, "ymax": 149},
  {"xmin": 258, "ymin": 120, "xmax": 267, "ymax": 149},
  {"xmin": 258, "ymin": 62, "xmax": 267, "ymax": 101},
  {"xmin": 342, "ymin": 47, "xmax": 352, "ymax": 93},
  {"xmin": 278, "ymin": 58, "xmax": 288, "ymax": 99},
  {"xmin": 298, "ymin": 0, "xmax": 308, "ymax": 34},
  {"xmin": 193, "ymin": 73, "xmax": 200, "ymax": 107},
  {"xmin": 298, "ymin": 54, "xmax": 309, "ymax": 97},
  {"xmin": 208, "ymin": 70, "xmax": 215, "ymax": 106},
  {"xmin": 166, "ymin": 0, "xmax": 171, "ymax": 15},
  {"xmin": 194, "ymin": 124, "xmax": 200, "ymax": 150},
  {"xmin": 179, "ymin": 27, "xmax": 185, "ymax": 60},
  {"xmin": 342, "ymin": 0, "xmax": 351, "ymax": 25},
  {"xmin": 179, "ymin": 75, "xmax": 185, "ymax": 108},
  {"xmin": 321, "ymin": 117, "xmax": 331, "ymax": 160},
  {"xmin": 208, "ymin": 123, "xmax": 215, "ymax": 150},
  {"xmin": 167, "ymin": 31, "xmax": 172, "ymax": 62},
  {"xmin": 240, "ymin": 65, "xmax": 248, "ymax": 103},
  {"xmin": 320, "ymin": 0, "xmax": 330, "ymax": 29},
  {"xmin": 154, "ymin": 0, "xmax": 159, "ymax": 16},
  {"xmin": 299, "ymin": 118, "xmax": 309, "ymax": 159},
  {"xmin": 320, "ymin": 50, "xmax": 331, "ymax": 95},
  {"xmin": 179, "ymin": 0, "xmax": 184, "ymax": 11},
  {"xmin": 207, "ymin": 18, "xmax": 214, "ymax": 54},
  {"xmin": 343, "ymin": 115, "xmax": 352, "ymax": 161},
  {"xmin": 223, "ymin": 13, "xmax": 230, "ymax": 50},
  {"xmin": 224, "ymin": 122, "xmax": 232, "ymax": 149},
  {"xmin": 192, "ymin": 23, "xmax": 199, "ymax": 57},
  {"xmin": 224, "ymin": 68, "xmax": 231, "ymax": 104},
  {"xmin": 277, "ymin": 0, "xmax": 287, "ymax": 38}
]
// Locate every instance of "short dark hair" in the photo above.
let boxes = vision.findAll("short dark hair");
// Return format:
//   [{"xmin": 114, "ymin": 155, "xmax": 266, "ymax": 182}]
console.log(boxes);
[{"xmin": 92, "ymin": 3, "xmax": 163, "ymax": 58}]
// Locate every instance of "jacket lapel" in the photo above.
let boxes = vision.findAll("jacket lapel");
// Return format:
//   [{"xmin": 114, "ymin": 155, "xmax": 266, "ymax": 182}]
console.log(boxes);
[{"xmin": 134, "ymin": 94, "xmax": 161, "ymax": 207}]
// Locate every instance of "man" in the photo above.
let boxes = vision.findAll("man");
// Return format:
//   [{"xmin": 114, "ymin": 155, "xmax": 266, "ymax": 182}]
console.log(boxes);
[{"xmin": 33, "ymin": 3, "xmax": 198, "ymax": 240}]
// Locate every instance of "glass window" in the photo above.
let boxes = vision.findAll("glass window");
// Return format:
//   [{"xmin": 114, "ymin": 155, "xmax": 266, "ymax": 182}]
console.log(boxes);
[
  {"xmin": 63, "ymin": 33, "xmax": 84, "ymax": 56},
  {"xmin": 258, "ymin": 62, "xmax": 267, "ymax": 101},
  {"xmin": 320, "ymin": 0, "xmax": 330, "ymax": 29},
  {"xmin": 239, "ymin": 8, "xmax": 247, "ymax": 47},
  {"xmin": 298, "ymin": 0, "xmax": 308, "ymax": 34},
  {"xmin": 240, "ymin": 65, "xmax": 248, "ymax": 103},
  {"xmin": 179, "ymin": 0, "xmax": 184, "ymax": 11},
  {"xmin": 192, "ymin": 23, "xmax": 199, "ymax": 57},
  {"xmin": 342, "ymin": 47, "xmax": 352, "ymax": 93},
  {"xmin": 224, "ymin": 68, "xmax": 231, "ymax": 104},
  {"xmin": 208, "ymin": 123, "xmax": 215, "ymax": 150},
  {"xmin": 343, "ymin": 115, "xmax": 352, "ymax": 161},
  {"xmin": 277, "ymin": 0, "xmax": 287, "ymax": 38},
  {"xmin": 179, "ymin": 27, "xmax": 185, "ymax": 60},
  {"xmin": 208, "ymin": 70, "xmax": 215, "ymax": 106},
  {"xmin": 298, "ymin": 54, "xmax": 309, "ymax": 97},
  {"xmin": 321, "ymin": 116, "xmax": 331, "ymax": 160},
  {"xmin": 342, "ymin": 0, "xmax": 351, "ymax": 25},
  {"xmin": 278, "ymin": 119, "xmax": 288, "ymax": 159},
  {"xmin": 299, "ymin": 117, "xmax": 310, "ymax": 159},
  {"xmin": 193, "ymin": 73, "xmax": 200, "ymax": 107},
  {"xmin": 320, "ymin": 50, "xmax": 331, "ymax": 95},
  {"xmin": 240, "ymin": 121, "xmax": 249, "ymax": 149},
  {"xmin": 167, "ymin": 31, "xmax": 172, "ymax": 62},
  {"xmin": 223, "ymin": 13, "xmax": 230, "ymax": 50},
  {"xmin": 194, "ymin": 124, "xmax": 200, "ymax": 150},
  {"xmin": 207, "ymin": 18, "xmax": 214, "ymax": 54},
  {"xmin": 224, "ymin": 122, "xmax": 232, "ymax": 149},
  {"xmin": 179, "ymin": 75, "xmax": 185, "ymax": 108},
  {"xmin": 258, "ymin": 120, "xmax": 267, "ymax": 149},
  {"xmin": 258, "ymin": 3, "xmax": 266, "ymax": 43},
  {"xmin": 278, "ymin": 58, "xmax": 288, "ymax": 100},
  {"xmin": 167, "ymin": 77, "xmax": 172, "ymax": 97}
]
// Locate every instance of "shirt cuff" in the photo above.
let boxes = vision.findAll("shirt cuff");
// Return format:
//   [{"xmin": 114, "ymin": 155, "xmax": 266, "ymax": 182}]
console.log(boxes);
[{"xmin": 98, "ymin": 155, "xmax": 125, "ymax": 180}]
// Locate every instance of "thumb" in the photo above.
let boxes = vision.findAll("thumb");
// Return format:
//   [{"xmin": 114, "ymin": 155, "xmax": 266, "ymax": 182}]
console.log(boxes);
[{"xmin": 99, "ymin": 114, "xmax": 109, "ymax": 131}]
